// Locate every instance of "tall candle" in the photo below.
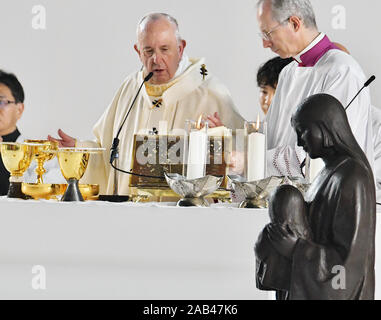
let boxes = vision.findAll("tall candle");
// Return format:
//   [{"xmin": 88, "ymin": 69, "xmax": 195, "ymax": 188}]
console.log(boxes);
[
  {"xmin": 187, "ymin": 130, "xmax": 208, "ymax": 179},
  {"xmin": 247, "ymin": 132, "xmax": 265, "ymax": 181}
]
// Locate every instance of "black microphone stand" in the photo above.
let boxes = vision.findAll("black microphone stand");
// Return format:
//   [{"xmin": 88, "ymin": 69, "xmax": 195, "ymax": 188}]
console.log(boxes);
[
  {"xmin": 110, "ymin": 72, "xmax": 154, "ymax": 164},
  {"xmin": 102, "ymin": 72, "xmax": 165, "ymax": 202}
]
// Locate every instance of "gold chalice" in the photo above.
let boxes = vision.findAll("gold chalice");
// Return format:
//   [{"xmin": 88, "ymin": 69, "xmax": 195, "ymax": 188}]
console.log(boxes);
[
  {"xmin": 56, "ymin": 147, "xmax": 104, "ymax": 201},
  {"xmin": 0, "ymin": 142, "xmax": 33, "ymax": 198},
  {"xmin": 24, "ymin": 140, "xmax": 59, "ymax": 184}
]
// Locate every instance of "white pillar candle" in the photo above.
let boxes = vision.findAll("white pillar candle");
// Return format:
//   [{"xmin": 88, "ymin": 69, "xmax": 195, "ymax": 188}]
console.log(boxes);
[
  {"xmin": 187, "ymin": 130, "xmax": 208, "ymax": 180},
  {"xmin": 247, "ymin": 132, "xmax": 266, "ymax": 181}
]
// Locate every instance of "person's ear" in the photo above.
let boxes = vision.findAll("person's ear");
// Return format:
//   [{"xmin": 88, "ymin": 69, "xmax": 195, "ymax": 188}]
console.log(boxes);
[
  {"xmin": 134, "ymin": 44, "xmax": 141, "ymax": 56},
  {"xmin": 15, "ymin": 103, "xmax": 24, "ymax": 120},
  {"xmin": 289, "ymin": 16, "xmax": 301, "ymax": 32},
  {"xmin": 178, "ymin": 39, "xmax": 186, "ymax": 56}
]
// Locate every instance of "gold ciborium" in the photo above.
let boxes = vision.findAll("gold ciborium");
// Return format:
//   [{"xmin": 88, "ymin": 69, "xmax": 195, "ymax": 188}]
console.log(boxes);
[
  {"xmin": 24, "ymin": 140, "xmax": 59, "ymax": 184},
  {"xmin": 0, "ymin": 142, "xmax": 33, "ymax": 198},
  {"xmin": 21, "ymin": 183, "xmax": 66, "ymax": 200},
  {"xmin": 56, "ymin": 148, "xmax": 104, "ymax": 201}
]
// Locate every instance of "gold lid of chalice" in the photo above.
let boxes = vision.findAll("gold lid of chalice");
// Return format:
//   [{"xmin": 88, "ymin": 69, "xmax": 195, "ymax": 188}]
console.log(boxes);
[
  {"xmin": 0, "ymin": 142, "xmax": 33, "ymax": 198},
  {"xmin": 56, "ymin": 147, "xmax": 104, "ymax": 201}
]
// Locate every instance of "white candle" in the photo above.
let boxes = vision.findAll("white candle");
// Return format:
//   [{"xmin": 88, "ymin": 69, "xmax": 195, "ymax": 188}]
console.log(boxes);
[
  {"xmin": 247, "ymin": 132, "xmax": 266, "ymax": 181},
  {"xmin": 187, "ymin": 130, "xmax": 208, "ymax": 180}
]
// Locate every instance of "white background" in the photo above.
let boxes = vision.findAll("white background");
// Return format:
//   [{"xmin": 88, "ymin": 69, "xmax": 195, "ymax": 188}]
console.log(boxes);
[{"xmin": 1, "ymin": 0, "xmax": 380, "ymax": 140}]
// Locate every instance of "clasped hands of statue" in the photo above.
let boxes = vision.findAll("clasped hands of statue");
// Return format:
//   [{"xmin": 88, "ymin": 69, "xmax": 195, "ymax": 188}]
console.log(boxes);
[{"xmin": 267, "ymin": 223, "xmax": 299, "ymax": 259}]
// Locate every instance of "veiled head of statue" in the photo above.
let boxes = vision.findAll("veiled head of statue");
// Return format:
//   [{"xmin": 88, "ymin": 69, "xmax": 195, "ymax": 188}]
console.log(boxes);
[
  {"xmin": 291, "ymin": 93, "xmax": 361, "ymax": 160},
  {"xmin": 269, "ymin": 184, "xmax": 311, "ymax": 240}
]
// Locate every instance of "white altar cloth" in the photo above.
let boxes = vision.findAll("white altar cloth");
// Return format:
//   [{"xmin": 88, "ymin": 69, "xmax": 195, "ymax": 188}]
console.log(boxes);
[{"xmin": 0, "ymin": 197, "xmax": 379, "ymax": 300}]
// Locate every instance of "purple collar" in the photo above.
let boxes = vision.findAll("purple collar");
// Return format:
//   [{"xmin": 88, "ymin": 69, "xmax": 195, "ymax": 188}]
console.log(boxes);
[{"xmin": 295, "ymin": 35, "xmax": 339, "ymax": 67}]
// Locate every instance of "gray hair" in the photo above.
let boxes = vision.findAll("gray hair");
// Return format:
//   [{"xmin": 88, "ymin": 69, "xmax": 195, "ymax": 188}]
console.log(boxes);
[
  {"xmin": 257, "ymin": 0, "xmax": 317, "ymax": 29},
  {"xmin": 136, "ymin": 13, "xmax": 182, "ymax": 44}
]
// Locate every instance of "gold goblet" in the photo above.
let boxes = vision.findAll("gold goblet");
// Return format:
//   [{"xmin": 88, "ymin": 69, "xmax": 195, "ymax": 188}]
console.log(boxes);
[
  {"xmin": 24, "ymin": 140, "xmax": 59, "ymax": 184},
  {"xmin": 0, "ymin": 142, "xmax": 33, "ymax": 198},
  {"xmin": 57, "ymin": 148, "xmax": 94, "ymax": 201}
]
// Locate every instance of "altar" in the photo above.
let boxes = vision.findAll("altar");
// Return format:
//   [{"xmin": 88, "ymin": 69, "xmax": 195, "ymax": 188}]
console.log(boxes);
[{"xmin": 0, "ymin": 198, "xmax": 379, "ymax": 300}]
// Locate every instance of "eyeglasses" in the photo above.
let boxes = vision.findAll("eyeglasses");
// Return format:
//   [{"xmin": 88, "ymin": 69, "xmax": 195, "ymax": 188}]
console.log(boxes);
[
  {"xmin": 0, "ymin": 100, "xmax": 16, "ymax": 108},
  {"xmin": 258, "ymin": 18, "xmax": 290, "ymax": 41}
]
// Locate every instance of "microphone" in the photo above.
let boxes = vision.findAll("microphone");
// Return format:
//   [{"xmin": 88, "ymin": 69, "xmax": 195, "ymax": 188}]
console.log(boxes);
[
  {"xmin": 345, "ymin": 75, "xmax": 376, "ymax": 111},
  {"xmin": 365, "ymin": 75, "xmax": 376, "ymax": 87},
  {"xmin": 110, "ymin": 72, "xmax": 153, "ymax": 164},
  {"xmin": 109, "ymin": 71, "xmax": 165, "ymax": 180},
  {"xmin": 145, "ymin": 72, "xmax": 155, "ymax": 82}
]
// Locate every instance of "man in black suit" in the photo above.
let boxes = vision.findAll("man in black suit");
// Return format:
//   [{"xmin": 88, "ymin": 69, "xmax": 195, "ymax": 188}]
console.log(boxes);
[{"xmin": 0, "ymin": 70, "xmax": 25, "ymax": 195}]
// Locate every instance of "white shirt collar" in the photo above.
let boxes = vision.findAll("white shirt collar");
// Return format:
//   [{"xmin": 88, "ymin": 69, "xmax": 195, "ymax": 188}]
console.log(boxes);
[{"xmin": 294, "ymin": 32, "xmax": 325, "ymax": 63}]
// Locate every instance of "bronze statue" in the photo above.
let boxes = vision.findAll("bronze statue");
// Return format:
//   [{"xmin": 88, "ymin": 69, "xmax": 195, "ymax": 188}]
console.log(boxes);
[{"xmin": 255, "ymin": 93, "xmax": 376, "ymax": 300}]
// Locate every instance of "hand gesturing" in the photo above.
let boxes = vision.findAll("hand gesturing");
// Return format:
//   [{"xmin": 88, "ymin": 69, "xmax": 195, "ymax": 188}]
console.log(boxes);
[
  {"xmin": 47, "ymin": 129, "xmax": 76, "ymax": 148},
  {"xmin": 207, "ymin": 112, "xmax": 224, "ymax": 128}
]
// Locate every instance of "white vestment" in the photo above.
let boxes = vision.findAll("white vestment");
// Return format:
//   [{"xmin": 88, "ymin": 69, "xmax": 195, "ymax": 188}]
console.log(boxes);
[
  {"xmin": 81, "ymin": 56, "xmax": 245, "ymax": 195},
  {"xmin": 266, "ymin": 38, "xmax": 374, "ymax": 179},
  {"xmin": 371, "ymin": 106, "xmax": 381, "ymax": 202}
]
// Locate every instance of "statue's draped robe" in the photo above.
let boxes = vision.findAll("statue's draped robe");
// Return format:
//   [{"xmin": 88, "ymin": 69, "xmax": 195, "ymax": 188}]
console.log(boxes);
[
  {"xmin": 290, "ymin": 157, "xmax": 376, "ymax": 300},
  {"xmin": 80, "ymin": 57, "xmax": 244, "ymax": 194}
]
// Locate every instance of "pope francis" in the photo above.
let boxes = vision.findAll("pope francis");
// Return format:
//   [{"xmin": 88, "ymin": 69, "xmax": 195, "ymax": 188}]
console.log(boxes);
[{"xmin": 49, "ymin": 13, "xmax": 244, "ymax": 195}]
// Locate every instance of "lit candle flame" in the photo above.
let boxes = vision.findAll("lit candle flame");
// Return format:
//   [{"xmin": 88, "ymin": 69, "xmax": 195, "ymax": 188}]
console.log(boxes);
[
  {"xmin": 196, "ymin": 114, "xmax": 203, "ymax": 130},
  {"xmin": 255, "ymin": 114, "xmax": 260, "ymax": 132}
]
